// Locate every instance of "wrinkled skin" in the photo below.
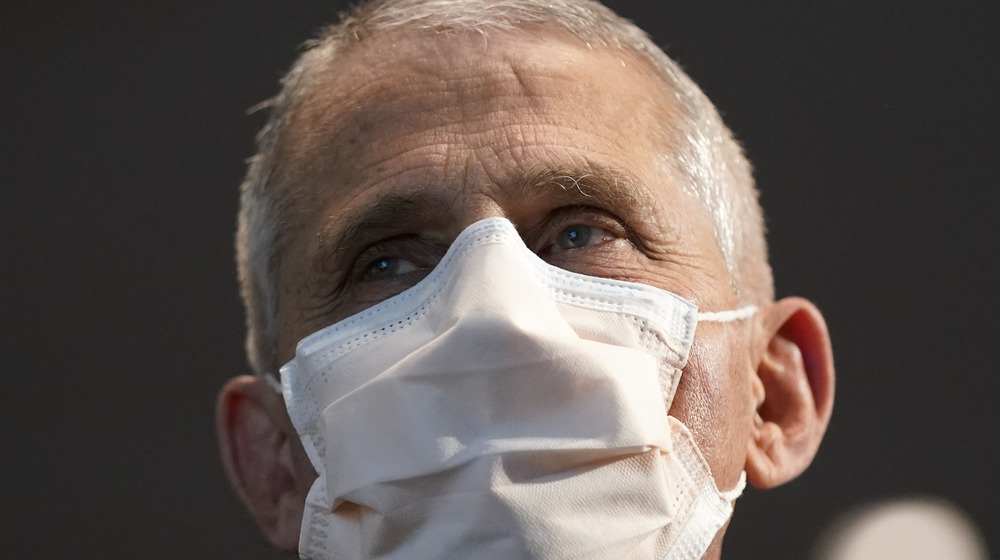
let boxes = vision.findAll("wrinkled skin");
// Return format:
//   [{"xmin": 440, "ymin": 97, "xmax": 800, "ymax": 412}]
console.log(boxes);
[
  {"xmin": 280, "ymin": 29, "xmax": 753, "ymax": 491},
  {"xmin": 218, "ymin": 27, "xmax": 834, "ymax": 560}
]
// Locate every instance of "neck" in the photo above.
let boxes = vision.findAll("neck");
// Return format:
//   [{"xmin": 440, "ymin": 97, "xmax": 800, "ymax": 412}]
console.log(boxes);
[{"xmin": 701, "ymin": 520, "xmax": 730, "ymax": 560}]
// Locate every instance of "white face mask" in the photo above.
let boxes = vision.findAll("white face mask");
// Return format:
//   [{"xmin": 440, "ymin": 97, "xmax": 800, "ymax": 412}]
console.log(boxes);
[{"xmin": 275, "ymin": 217, "xmax": 754, "ymax": 560}]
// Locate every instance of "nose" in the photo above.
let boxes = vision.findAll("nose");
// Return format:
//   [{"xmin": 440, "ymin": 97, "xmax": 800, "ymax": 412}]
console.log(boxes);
[
  {"xmin": 433, "ymin": 217, "xmax": 570, "ymax": 336},
  {"xmin": 440, "ymin": 191, "xmax": 511, "ymax": 242}
]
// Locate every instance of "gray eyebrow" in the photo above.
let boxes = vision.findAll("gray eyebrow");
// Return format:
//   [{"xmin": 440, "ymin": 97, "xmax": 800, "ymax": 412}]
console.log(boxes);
[
  {"xmin": 313, "ymin": 189, "xmax": 455, "ymax": 267},
  {"xmin": 514, "ymin": 166, "xmax": 657, "ymax": 226},
  {"xmin": 310, "ymin": 164, "xmax": 660, "ymax": 276}
]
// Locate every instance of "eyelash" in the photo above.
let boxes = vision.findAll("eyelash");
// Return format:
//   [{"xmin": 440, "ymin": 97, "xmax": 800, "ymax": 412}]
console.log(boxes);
[
  {"xmin": 354, "ymin": 236, "xmax": 442, "ymax": 279},
  {"xmin": 308, "ymin": 235, "xmax": 439, "ymax": 316},
  {"xmin": 537, "ymin": 206, "xmax": 631, "ymax": 251}
]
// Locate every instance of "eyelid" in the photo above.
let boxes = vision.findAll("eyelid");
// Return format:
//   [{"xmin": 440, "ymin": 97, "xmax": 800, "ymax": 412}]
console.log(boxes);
[
  {"xmin": 351, "ymin": 235, "xmax": 446, "ymax": 281},
  {"xmin": 550, "ymin": 204, "xmax": 628, "ymax": 226},
  {"xmin": 535, "ymin": 205, "xmax": 631, "ymax": 249},
  {"xmin": 303, "ymin": 235, "xmax": 445, "ymax": 319}
]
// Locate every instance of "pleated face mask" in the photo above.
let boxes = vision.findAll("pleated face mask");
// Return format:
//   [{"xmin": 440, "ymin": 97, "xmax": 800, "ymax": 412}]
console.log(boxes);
[{"xmin": 275, "ymin": 217, "xmax": 754, "ymax": 560}]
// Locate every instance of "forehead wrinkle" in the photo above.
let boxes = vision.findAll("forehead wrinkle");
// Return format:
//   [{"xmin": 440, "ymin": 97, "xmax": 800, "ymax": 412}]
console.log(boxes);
[
  {"xmin": 287, "ymin": 37, "xmax": 655, "ymax": 177},
  {"xmin": 293, "ymin": 44, "xmax": 542, "ymax": 150},
  {"xmin": 343, "ymin": 120, "xmax": 635, "ymax": 196}
]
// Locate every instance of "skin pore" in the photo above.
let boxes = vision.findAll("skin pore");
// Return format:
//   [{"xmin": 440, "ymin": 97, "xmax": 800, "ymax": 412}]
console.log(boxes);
[{"xmin": 218, "ymin": 25, "xmax": 834, "ymax": 559}]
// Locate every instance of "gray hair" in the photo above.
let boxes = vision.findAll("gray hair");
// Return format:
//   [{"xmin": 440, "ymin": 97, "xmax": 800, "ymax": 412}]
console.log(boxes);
[{"xmin": 236, "ymin": 0, "xmax": 773, "ymax": 375}]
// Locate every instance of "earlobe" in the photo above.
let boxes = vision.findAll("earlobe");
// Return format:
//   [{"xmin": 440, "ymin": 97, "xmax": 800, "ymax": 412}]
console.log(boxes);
[
  {"xmin": 745, "ymin": 297, "xmax": 835, "ymax": 489},
  {"xmin": 216, "ymin": 375, "xmax": 307, "ymax": 551}
]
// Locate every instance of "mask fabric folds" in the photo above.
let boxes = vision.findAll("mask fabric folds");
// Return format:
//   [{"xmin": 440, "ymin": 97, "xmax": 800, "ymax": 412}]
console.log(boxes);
[{"xmin": 277, "ymin": 217, "xmax": 752, "ymax": 560}]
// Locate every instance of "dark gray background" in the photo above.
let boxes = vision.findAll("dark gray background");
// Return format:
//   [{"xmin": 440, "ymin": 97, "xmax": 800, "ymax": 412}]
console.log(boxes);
[{"xmin": 2, "ymin": 1, "xmax": 997, "ymax": 558}]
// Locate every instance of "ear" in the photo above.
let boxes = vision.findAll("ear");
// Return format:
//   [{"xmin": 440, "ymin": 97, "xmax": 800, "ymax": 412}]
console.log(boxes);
[
  {"xmin": 745, "ymin": 297, "xmax": 835, "ymax": 488},
  {"xmin": 216, "ymin": 375, "xmax": 309, "ymax": 552}
]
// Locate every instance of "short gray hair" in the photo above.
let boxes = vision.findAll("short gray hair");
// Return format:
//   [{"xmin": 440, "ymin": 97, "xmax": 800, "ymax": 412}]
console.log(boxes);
[{"xmin": 236, "ymin": 0, "xmax": 773, "ymax": 375}]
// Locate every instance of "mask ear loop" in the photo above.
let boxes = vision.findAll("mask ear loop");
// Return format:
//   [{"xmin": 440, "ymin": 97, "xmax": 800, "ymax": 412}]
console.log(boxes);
[
  {"xmin": 261, "ymin": 372, "xmax": 283, "ymax": 394},
  {"xmin": 698, "ymin": 305, "xmax": 757, "ymax": 323},
  {"xmin": 719, "ymin": 471, "xmax": 748, "ymax": 502},
  {"xmin": 695, "ymin": 306, "xmax": 754, "ymax": 504}
]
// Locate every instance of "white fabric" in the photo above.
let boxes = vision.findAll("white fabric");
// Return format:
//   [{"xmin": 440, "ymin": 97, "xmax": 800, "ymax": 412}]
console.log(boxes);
[{"xmin": 279, "ymin": 217, "xmax": 749, "ymax": 560}]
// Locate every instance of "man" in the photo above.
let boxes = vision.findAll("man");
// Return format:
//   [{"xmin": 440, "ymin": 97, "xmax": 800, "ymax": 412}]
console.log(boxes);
[{"xmin": 216, "ymin": 1, "xmax": 835, "ymax": 558}]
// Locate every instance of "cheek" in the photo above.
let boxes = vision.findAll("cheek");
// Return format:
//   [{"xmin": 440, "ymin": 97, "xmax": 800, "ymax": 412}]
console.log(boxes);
[
  {"xmin": 274, "ymin": 240, "xmax": 330, "ymax": 367},
  {"xmin": 670, "ymin": 324, "xmax": 754, "ymax": 487}
]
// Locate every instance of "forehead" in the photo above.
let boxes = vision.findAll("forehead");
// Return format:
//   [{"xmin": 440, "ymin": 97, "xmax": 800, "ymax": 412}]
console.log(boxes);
[{"xmin": 275, "ymin": 29, "xmax": 683, "ymax": 209}]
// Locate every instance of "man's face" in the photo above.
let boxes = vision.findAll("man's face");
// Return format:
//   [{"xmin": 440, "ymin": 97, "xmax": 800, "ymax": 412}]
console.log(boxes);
[{"xmin": 271, "ymin": 30, "xmax": 756, "ymax": 492}]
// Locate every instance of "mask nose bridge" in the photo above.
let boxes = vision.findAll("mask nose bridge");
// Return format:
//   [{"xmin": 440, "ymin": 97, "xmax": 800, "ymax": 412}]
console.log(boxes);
[{"xmin": 436, "ymin": 219, "xmax": 574, "ymax": 337}]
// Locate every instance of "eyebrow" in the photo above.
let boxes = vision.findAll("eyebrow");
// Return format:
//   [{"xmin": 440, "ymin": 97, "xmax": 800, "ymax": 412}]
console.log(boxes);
[
  {"xmin": 514, "ymin": 166, "xmax": 657, "ymax": 226},
  {"xmin": 312, "ymin": 164, "xmax": 661, "ymax": 274},
  {"xmin": 313, "ymin": 189, "xmax": 456, "ymax": 269}
]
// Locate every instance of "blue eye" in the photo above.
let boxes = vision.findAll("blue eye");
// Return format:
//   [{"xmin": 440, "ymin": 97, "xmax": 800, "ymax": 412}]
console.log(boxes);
[
  {"xmin": 365, "ymin": 256, "xmax": 418, "ymax": 279},
  {"xmin": 554, "ymin": 224, "xmax": 614, "ymax": 250}
]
